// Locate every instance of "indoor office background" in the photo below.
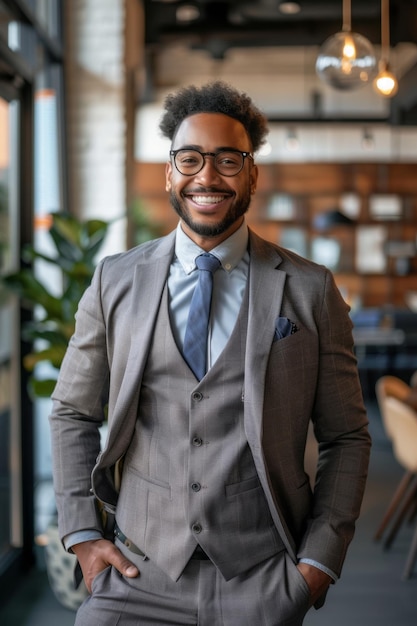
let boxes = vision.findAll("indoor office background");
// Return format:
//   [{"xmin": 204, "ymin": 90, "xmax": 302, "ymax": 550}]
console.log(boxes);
[{"xmin": 0, "ymin": 0, "xmax": 417, "ymax": 624}]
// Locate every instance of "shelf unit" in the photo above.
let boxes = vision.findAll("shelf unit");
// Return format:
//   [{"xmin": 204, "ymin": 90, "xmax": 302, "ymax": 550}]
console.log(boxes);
[{"xmin": 250, "ymin": 163, "xmax": 417, "ymax": 308}]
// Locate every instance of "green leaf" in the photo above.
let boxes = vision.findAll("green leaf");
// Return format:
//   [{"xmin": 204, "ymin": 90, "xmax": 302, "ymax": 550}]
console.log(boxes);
[
  {"xmin": 0, "ymin": 206, "xmax": 160, "ymax": 402},
  {"xmin": 23, "ymin": 345, "xmax": 68, "ymax": 371},
  {"xmin": 3, "ymin": 271, "xmax": 63, "ymax": 318},
  {"xmin": 22, "ymin": 324, "xmax": 70, "ymax": 346},
  {"xmin": 49, "ymin": 221, "xmax": 83, "ymax": 262},
  {"xmin": 22, "ymin": 245, "xmax": 59, "ymax": 267},
  {"xmin": 29, "ymin": 378, "xmax": 58, "ymax": 398}
]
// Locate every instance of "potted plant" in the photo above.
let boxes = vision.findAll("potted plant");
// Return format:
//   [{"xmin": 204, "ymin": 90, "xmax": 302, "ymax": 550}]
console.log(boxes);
[
  {"xmin": 2, "ymin": 212, "xmax": 111, "ymax": 397},
  {"xmin": 1, "ymin": 211, "xmax": 111, "ymax": 610}
]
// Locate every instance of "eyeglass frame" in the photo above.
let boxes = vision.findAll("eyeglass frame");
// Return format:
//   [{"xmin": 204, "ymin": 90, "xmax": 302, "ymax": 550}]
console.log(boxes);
[{"xmin": 169, "ymin": 148, "xmax": 254, "ymax": 177}]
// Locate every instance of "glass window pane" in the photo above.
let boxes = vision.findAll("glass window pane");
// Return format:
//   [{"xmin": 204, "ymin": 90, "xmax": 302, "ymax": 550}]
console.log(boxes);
[
  {"xmin": 35, "ymin": 0, "xmax": 61, "ymax": 40},
  {"xmin": 0, "ymin": 1, "xmax": 14, "ymax": 41},
  {"xmin": 0, "ymin": 95, "xmax": 22, "ymax": 561}
]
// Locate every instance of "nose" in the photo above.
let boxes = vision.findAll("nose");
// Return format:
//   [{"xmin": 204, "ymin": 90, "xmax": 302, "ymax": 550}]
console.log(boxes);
[{"xmin": 194, "ymin": 155, "xmax": 222, "ymax": 184}]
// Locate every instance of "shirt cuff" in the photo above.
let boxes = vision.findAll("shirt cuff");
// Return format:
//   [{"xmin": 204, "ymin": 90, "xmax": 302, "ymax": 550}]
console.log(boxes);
[
  {"xmin": 64, "ymin": 529, "xmax": 103, "ymax": 552},
  {"xmin": 299, "ymin": 558, "xmax": 338, "ymax": 582}
]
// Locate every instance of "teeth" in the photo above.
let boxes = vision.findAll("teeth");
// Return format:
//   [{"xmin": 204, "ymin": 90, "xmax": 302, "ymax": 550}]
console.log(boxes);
[{"xmin": 191, "ymin": 195, "xmax": 224, "ymax": 205}]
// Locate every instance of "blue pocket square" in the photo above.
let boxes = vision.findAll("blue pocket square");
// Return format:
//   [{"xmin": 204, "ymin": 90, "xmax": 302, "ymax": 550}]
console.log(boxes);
[{"xmin": 274, "ymin": 317, "xmax": 299, "ymax": 341}]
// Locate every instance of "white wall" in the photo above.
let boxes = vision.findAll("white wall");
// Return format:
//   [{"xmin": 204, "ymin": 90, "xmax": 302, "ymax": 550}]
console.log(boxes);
[
  {"xmin": 65, "ymin": 0, "xmax": 127, "ymax": 258},
  {"xmin": 135, "ymin": 103, "xmax": 417, "ymax": 164}
]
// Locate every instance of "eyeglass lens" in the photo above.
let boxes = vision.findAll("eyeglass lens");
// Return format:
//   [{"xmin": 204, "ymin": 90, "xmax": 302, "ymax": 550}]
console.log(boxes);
[{"xmin": 174, "ymin": 150, "xmax": 245, "ymax": 176}]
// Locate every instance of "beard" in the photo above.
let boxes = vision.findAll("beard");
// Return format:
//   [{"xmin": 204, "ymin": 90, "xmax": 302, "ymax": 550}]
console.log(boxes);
[{"xmin": 169, "ymin": 188, "xmax": 251, "ymax": 238}]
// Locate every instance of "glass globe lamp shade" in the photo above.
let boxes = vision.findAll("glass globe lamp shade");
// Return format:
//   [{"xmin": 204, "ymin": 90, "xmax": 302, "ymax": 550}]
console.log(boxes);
[{"xmin": 316, "ymin": 31, "xmax": 377, "ymax": 90}]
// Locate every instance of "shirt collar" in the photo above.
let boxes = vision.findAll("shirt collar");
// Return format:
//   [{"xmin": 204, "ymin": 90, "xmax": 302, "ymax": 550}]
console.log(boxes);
[{"xmin": 174, "ymin": 221, "xmax": 249, "ymax": 275}]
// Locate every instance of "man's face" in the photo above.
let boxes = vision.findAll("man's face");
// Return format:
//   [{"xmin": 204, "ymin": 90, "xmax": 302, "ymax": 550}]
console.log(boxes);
[{"xmin": 165, "ymin": 112, "xmax": 258, "ymax": 248}]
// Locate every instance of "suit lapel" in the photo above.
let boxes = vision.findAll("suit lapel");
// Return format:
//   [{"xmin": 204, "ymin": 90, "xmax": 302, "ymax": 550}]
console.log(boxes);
[
  {"xmin": 243, "ymin": 231, "xmax": 298, "ymax": 561},
  {"xmin": 104, "ymin": 233, "xmax": 176, "ymax": 462},
  {"xmin": 244, "ymin": 230, "xmax": 285, "ymax": 441}
]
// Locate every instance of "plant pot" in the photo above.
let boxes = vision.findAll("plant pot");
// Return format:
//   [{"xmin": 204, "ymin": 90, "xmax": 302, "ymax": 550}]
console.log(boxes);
[{"xmin": 43, "ymin": 524, "xmax": 89, "ymax": 611}]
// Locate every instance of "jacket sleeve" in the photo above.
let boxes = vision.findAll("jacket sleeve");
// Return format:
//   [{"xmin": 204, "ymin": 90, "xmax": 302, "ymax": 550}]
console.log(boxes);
[
  {"xmin": 49, "ymin": 259, "xmax": 110, "ymax": 541},
  {"xmin": 297, "ymin": 269, "xmax": 371, "ymax": 576}
]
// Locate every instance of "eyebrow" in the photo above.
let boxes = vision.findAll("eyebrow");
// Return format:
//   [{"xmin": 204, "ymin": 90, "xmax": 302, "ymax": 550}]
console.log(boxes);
[{"xmin": 174, "ymin": 145, "xmax": 248, "ymax": 152}]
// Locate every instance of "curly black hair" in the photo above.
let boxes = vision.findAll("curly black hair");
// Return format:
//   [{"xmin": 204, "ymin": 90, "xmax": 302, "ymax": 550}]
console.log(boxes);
[{"xmin": 159, "ymin": 81, "xmax": 269, "ymax": 153}]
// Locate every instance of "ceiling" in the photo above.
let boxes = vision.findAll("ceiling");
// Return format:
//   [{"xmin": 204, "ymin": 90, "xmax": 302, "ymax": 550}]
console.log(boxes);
[
  {"xmin": 144, "ymin": 0, "xmax": 416, "ymax": 51},
  {"xmin": 142, "ymin": 0, "xmax": 417, "ymax": 125}
]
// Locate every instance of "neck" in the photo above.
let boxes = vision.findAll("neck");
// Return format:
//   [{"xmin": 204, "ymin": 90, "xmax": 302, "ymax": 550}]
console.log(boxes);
[{"xmin": 180, "ymin": 217, "xmax": 245, "ymax": 251}]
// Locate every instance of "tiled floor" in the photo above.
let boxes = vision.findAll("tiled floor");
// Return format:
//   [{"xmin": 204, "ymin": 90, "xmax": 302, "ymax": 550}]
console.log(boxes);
[
  {"xmin": 1, "ymin": 399, "xmax": 417, "ymax": 625},
  {"xmin": 305, "ymin": 411, "xmax": 417, "ymax": 626}
]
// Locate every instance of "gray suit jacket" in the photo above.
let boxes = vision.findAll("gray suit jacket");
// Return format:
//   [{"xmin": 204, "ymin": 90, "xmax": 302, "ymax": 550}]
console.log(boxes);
[{"xmin": 50, "ymin": 227, "xmax": 371, "ymax": 578}]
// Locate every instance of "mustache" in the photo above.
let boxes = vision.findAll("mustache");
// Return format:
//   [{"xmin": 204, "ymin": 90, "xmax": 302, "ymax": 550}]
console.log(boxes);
[{"xmin": 183, "ymin": 186, "xmax": 233, "ymax": 195}]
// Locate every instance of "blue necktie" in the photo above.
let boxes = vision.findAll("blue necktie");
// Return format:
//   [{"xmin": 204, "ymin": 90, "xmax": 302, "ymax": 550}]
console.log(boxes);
[{"xmin": 183, "ymin": 253, "xmax": 221, "ymax": 381}]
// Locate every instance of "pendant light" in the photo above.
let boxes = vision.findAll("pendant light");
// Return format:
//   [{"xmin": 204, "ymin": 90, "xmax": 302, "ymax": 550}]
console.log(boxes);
[
  {"xmin": 373, "ymin": 0, "xmax": 398, "ymax": 97},
  {"xmin": 316, "ymin": 0, "xmax": 377, "ymax": 90}
]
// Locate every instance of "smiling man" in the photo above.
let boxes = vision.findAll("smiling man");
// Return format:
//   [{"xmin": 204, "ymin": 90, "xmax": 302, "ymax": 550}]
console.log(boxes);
[
  {"xmin": 166, "ymin": 112, "xmax": 256, "ymax": 246},
  {"xmin": 50, "ymin": 81, "xmax": 371, "ymax": 626}
]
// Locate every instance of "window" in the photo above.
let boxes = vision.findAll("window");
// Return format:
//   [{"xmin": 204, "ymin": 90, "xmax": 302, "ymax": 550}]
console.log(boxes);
[{"xmin": 0, "ymin": 0, "xmax": 65, "ymax": 597}]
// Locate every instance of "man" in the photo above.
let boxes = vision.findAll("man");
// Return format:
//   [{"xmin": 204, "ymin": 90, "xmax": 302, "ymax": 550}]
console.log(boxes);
[{"xmin": 50, "ymin": 81, "xmax": 371, "ymax": 625}]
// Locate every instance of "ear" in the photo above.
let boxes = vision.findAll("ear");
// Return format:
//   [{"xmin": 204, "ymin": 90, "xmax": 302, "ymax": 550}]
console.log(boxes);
[
  {"xmin": 165, "ymin": 161, "xmax": 172, "ymax": 192},
  {"xmin": 250, "ymin": 163, "xmax": 259, "ymax": 195}
]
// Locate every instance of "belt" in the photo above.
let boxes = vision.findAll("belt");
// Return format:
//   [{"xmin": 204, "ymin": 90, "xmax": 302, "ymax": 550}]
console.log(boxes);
[
  {"xmin": 114, "ymin": 522, "xmax": 210, "ymax": 561},
  {"xmin": 114, "ymin": 523, "xmax": 147, "ymax": 559}
]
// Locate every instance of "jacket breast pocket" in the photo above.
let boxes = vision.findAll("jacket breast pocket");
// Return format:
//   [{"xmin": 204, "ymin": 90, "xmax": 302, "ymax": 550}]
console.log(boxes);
[
  {"xmin": 265, "ymin": 329, "xmax": 319, "ymax": 393},
  {"xmin": 270, "ymin": 327, "xmax": 304, "ymax": 352}
]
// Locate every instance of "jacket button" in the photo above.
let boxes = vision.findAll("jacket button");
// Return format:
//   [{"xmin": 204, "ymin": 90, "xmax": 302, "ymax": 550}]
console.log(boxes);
[
  {"xmin": 192, "ymin": 523, "xmax": 202, "ymax": 534},
  {"xmin": 192, "ymin": 391, "xmax": 203, "ymax": 401},
  {"xmin": 191, "ymin": 482, "xmax": 201, "ymax": 492},
  {"xmin": 192, "ymin": 437, "xmax": 203, "ymax": 447}
]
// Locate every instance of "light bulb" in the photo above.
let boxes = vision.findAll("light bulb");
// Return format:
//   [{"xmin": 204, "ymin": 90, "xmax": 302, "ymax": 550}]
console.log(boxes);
[
  {"xmin": 176, "ymin": 5, "xmax": 200, "ymax": 22},
  {"xmin": 373, "ymin": 61, "xmax": 398, "ymax": 97},
  {"xmin": 316, "ymin": 31, "xmax": 377, "ymax": 90},
  {"xmin": 279, "ymin": 2, "xmax": 301, "ymax": 14},
  {"xmin": 343, "ymin": 35, "xmax": 356, "ymax": 62}
]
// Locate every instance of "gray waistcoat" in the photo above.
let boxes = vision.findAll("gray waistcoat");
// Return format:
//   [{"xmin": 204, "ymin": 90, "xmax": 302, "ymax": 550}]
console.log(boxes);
[{"xmin": 116, "ymin": 284, "xmax": 283, "ymax": 581}]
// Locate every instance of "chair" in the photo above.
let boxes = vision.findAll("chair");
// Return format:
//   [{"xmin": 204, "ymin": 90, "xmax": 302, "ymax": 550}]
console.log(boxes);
[
  {"xmin": 375, "ymin": 386, "xmax": 417, "ymax": 579},
  {"xmin": 374, "ymin": 376, "xmax": 417, "ymax": 542}
]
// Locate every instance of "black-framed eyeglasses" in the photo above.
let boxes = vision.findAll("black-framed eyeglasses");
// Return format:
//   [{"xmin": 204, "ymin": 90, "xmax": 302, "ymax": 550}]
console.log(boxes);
[{"xmin": 170, "ymin": 148, "xmax": 253, "ymax": 177}]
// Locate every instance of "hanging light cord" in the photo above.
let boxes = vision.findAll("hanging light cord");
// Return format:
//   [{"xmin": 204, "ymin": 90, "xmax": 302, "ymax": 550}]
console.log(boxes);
[
  {"xmin": 342, "ymin": 0, "xmax": 351, "ymax": 32},
  {"xmin": 381, "ymin": 0, "xmax": 390, "ymax": 61}
]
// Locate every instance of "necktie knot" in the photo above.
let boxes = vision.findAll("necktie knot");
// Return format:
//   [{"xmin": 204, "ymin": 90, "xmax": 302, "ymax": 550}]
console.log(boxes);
[{"xmin": 195, "ymin": 253, "xmax": 221, "ymax": 273}]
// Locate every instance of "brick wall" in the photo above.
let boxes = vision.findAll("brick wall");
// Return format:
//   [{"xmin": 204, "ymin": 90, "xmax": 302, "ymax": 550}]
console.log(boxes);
[{"xmin": 64, "ymin": 0, "xmax": 127, "ymax": 256}]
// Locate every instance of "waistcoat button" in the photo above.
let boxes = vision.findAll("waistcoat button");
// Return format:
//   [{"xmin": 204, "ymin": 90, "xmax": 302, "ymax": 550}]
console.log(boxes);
[
  {"xmin": 192, "ymin": 522, "xmax": 202, "ymax": 534},
  {"xmin": 191, "ymin": 482, "xmax": 201, "ymax": 492},
  {"xmin": 192, "ymin": 391, "xmax": 203, "ymax": 402},
  {"xmin": 192, "ymin": 437, "xmax": 203, "ymax": 446}
]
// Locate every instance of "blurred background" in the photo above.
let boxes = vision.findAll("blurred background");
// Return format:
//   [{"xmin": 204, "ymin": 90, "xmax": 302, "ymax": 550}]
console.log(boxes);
[{"xmin": 1, "ymin": 1, "xmax": 417, "ymax": 624}]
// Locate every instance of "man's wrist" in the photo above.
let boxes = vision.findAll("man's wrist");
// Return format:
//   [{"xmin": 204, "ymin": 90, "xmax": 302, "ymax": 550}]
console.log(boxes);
[
  {"xmin": 64, "ymin": 529, "xmax": 103, "ymax": 552},
  {"xmin": 299, "ymin": 558, "xmax": 338, "ymax": 583}
]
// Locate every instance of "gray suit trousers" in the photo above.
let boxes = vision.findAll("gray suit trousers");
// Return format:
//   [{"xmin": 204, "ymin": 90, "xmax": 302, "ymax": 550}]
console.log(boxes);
[{"xmin": 74, "ymin": 539, "xmax": 311, "ymax": 626}]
